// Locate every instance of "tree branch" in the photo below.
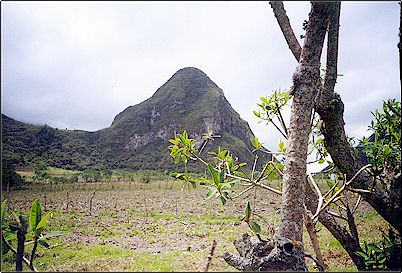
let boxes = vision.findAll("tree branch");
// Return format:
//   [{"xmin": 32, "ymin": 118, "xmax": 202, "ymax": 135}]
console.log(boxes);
[
  {"xmin": 323, "ymin": 2, "xmax": 341, "ymax": 97},
  {"xmin": 269, "ymin": 1, "xmax": 302, "ymax": 62}
]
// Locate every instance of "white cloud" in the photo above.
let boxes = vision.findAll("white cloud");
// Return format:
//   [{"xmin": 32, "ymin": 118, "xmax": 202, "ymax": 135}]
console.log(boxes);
[{"xmin": 1, "ymin": 1, "xmax": 400, "ymax": 152}]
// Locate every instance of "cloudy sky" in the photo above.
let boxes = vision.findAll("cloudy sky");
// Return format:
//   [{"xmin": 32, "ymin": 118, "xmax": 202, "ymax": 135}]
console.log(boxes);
[{"xmin": 1, "ymin": 1, "xmax": 400, "ymax": 164}]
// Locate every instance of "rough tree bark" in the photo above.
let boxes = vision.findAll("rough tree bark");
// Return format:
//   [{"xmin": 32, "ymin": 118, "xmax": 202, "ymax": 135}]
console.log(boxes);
[
  {"xmin": 273, "ymin": 0, "xmax": 401, "ymax": 234},
  {"xmin": 271, "ymin": 0, "xmax": 401, "ymax": 269},
  {"xmin": 224, "ymin": 3, "xmax": 333, "ymax": 271},
  {"xmin": 279, "ymin": 2, "xmax": 331, "ymax": 243}
]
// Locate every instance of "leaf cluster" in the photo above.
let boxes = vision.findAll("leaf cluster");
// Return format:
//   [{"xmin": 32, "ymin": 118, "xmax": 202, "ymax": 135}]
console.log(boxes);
[
  {"xmin": 359, "ymin": 99, "xmax": 401, "ymax": 178},
  {"xmin": 356, "ymin": 228, "xmax": 401, "ymax": 270},
  {"xmin": 1, "ymin": 199, "xmax": 69, "ymax": 265}
]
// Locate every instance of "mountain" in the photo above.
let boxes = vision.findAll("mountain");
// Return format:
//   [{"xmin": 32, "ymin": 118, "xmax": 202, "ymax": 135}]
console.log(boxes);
[{"xmin": 2, "ymin": 67, "xmax": 272, "ymax": 172}]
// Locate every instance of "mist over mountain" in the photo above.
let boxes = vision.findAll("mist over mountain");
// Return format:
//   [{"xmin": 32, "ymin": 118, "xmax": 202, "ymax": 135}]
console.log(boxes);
[{"xmin": 2, "ymin": 67, "xmax": 271, "ymax": 172}]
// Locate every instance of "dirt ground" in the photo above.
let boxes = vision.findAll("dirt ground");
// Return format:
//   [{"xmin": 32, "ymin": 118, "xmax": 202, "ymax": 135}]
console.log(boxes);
[{"xmin": 1, "ymin": 180, "xmax": 388, "ymax": 271}]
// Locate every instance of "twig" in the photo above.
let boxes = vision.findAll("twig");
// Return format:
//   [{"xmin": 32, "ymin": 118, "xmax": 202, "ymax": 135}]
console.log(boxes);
[
  {"xmin": 256, "ymin": 162, "xmax": 270, "ymax": 181},
  {"xmin": 261, "ymin": 150, "xmax": 285, "ymax": 155},
  {"xmin": 305, "ymin": 252, "xmax": 325, "ymax": 272},
  {"xmin": 89, "ymin": 191, "xmax": 96, "ymax": 216},
  {"xmin": 326, "ymin": 210, "xmax": 347, "ymax": 221},
  {"xmin": 275, "ymin": 103, "xmax": 289, "ymax": 137},
  {"xmin": 312, "ymin": 164, "xmax": 371, "ymax": 221},
  {"xmin": 204, "ymin": 239, "xmax": 217, "ymax": 272},
  {"xmin": 346, "ymin": 187, "xmax": 372, "ymax": 194},
  {"xmin": 251, "ymin": 155, "xmax": 258, "ymax": 180},
  {"xmin": 308, "ymin": 174, "xmax": 323, "ymax": 218},
  {"xmin": 233, "ymin": 185, "xmax": 255, "ymax": 199},
  {"xmin": 351, "ymin": 195, "xmax": 362, "ymax": 214},
  {"xmin": 199, "ymin": 139, "xmax": 209, "ymax": 155},
  {"xmin": 304, "ymin": 209, "xmax": 327, "ymax": 271},
  {"xmin": 267, "ymin": 117, "xmax": 288, "ymax": 140},
  {"xmin": 322, "ymin": 179, "xmax": 340, "ymax": 199}
]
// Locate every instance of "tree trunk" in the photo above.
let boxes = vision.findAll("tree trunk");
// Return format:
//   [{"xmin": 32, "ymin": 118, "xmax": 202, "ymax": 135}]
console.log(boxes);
[
  {"xmin": 16, "ymin": 221, "xmax": 27, "ymax": 271},
  {"xmin": 269, "ymin": 1, "xmax": 401, "ymax": 270},
  {"xmin": 224, "ymin": 3, "xmax": 334, "ymax": 271},
  {"xmin": 279, "ymin": 0, "xmax": 331, "ymax": 244}
]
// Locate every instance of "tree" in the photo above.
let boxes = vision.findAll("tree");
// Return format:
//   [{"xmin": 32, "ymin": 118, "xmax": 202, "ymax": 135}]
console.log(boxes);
[
  {"xmin": 268, "ymin": 1, "xmax": 400, "ymax": 270},
  {"xmin": 169, "ymin": 2, "xmax": 400, "ymax": 271},
  {"xmin": 1, "ymin": 159, "xmax": 24, "ymax": 190},
  {"xmin": 223, "ymin": 3, "xmax": 335, "ymax": 271}
]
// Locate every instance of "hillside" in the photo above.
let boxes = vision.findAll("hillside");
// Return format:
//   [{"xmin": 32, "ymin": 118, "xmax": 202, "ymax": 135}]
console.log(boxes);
[{"xmin": 2, "ymin": 67, "xmax": 271, "ymax": 172}]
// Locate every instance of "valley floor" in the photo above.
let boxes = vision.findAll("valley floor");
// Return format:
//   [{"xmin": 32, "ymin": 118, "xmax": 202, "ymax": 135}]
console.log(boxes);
[{"xmin": 1, "ymin": 180, "xmax": 388, "ymax": 272}]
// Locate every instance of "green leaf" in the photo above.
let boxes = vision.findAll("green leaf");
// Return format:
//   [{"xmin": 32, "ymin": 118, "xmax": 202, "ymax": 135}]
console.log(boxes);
[
  {"xmin": 30, "ymin": 199, "xmax": 42, "ymax": 231},
  {"xmin": 1, "ymin": 200, "xmax": 6, "ymax": 226},
  {"xmin": 34, "ymin": 211, "xmax": 52, "ymax": 236},
  {"xmin": 4, "ymin": 231, "xmax": 17, "ymax": 241},
  {"xmin": 38, "ymin": 239, "xmax": 50, "ymax": 248},
  {"xmin": 219, "ymin": 169, "xmax": 225, "ymax": 184},
  {"xmin": 250, "ymin": 221, "xmax": 261, "ymax": 234},
  {"xmin": 245, "ymin": 201, "xmax": 251, "ymax": 222},
  {"xmin": 251, "ymin": 137, "xmax": 262, "ymax": 151},
  {"xmin": 326, "ymin": 179, "xmax": 333, "ymax": 190},
  {"xmin": 171, "ymin": 172, "xmax": 185, "ymax": 180},
  {"xmin": 356, "ymin": 251, "xmax": 369, "ymax": 260},
  {"xmin": 367, "ymin": 243, "xmax": 382, "ymax": 253},
  {"xmin": 206, "ymin": 187, "xmax": 218, "ymax": 200},
  {"xmin": 253, "ymin": 110, "xmax": 260, "ymax": 117},
  {"xmin": 208, "ymin": 164, "xmax": 219, "ymax": 186},
  {"xmin": 41, "ymin": 231, "xmax": 71, "ymax": 240},
  {"xmin": 220, "ymin": 191, "xmax": 229, "ymax": 205},
  {"xmin": 1, "ymin": 236, "xmax": 10, "ymax": 255},
  {"xmin": 279, "ymin": 140, "xmax": 285, "ymax": 151}
]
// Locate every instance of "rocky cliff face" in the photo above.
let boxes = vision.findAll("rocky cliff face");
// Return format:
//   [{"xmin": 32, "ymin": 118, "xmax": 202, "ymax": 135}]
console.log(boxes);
[{"xmin": 2, "ymin": 67, "xmax": 271, "ymax": 171}]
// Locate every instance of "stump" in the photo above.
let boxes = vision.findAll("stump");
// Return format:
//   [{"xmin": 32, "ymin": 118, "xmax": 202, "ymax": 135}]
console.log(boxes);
[{"xmin": 224, "ymin": 234, "xmax": 307, "ymax": 271}]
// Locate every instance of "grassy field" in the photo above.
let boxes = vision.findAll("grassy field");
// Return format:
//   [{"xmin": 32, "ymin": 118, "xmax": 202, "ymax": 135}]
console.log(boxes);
[{"xmin": 1, "ymin": 175, "xmax": 389, "ymax": 272}]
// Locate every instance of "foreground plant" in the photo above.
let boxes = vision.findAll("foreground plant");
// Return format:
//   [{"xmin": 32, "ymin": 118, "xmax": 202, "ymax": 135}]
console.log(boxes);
[{"xmin": 1, "ymin": 199, "xmax": 69, "ymax": 272}]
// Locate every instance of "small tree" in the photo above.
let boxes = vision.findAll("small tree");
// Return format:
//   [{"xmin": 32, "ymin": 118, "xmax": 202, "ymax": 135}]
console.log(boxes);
[{"xmin": 1, "ymin": 160, "xmax": 24, "ymax": 190}]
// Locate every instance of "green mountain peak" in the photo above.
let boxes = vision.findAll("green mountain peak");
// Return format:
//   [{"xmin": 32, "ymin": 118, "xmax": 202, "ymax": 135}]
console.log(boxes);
[{"xmin": 2, "ymin": 67, "xmax": 271, "ymax": 171}]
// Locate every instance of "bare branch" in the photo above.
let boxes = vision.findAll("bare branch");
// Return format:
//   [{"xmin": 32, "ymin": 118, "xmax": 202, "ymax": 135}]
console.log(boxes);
[
  {"xmin": 352, "ymin": 195, "xmax": 362, "ymax": 214},
  {"xmin": 234, "ymin": 185, "xmax": 255, "ymax": 199},
  {"xmin": 199, "ymin": 139, "xmax": 209, "ymax": 155},
  {"xmin": 257, "ymin": 161, "xmax": 270, "ymax": 181},
  {"xmin": 347, "ymin": 187, "xmax": 372, "ymax": 194},
  {"xmin": 327, "ymin": 210, "xmax": 347, "ymax": 221},
  {"xmin": 323, "ymin": 179, "xmax": 340, "ymax": 199},
  {"xmin": 204, "ymin": 239, "xmax": 217, "ymax": 272},
  {"xmin": 323, "ymin": 2, "xmax": 341, "ymax": 96},
  {"xmin": 303, "ymin": 209, "xmax": 328, "ymax": 271},
  {"xmin": 312, "ymin": 164, "xmax": 371, "ymax": 221},
  {"xmin": 254, "ymin": 181, "xmax": 282, "ymax": 195},
  {"xmin": 308, "ymin": 174, "xmax": 324, "ymax": 217},
  {"xmin": 269, "ymin": 1, "xmax": 302, "ymax": 62},
  {"xmin": 251, "ymin": 155, "xmax": 258, "ymax": 180},
  {"xmin": 266, "ymin": 117, "xmax": 288, "ymax": 140},
  {"xmin": 275, "ymin": 102, "xmax": 289, "ymax": 136}
]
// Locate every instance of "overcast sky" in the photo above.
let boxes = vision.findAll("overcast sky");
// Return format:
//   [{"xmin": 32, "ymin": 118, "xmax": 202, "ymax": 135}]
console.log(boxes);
[{"xmin": 1, "ymin": 1, "xmax": 400, "ymax": 169}]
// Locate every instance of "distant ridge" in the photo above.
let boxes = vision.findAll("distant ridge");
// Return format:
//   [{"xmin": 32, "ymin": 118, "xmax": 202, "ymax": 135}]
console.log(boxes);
[{"xmin": 2, "ymin": 67, "xmax": 271, "ymax": 171}]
